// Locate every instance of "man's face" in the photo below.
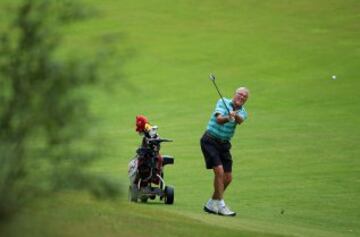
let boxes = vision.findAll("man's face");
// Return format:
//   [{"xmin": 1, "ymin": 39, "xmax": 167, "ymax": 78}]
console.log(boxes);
[{"xmin": 233, "ymin": 90, "xmax": 248, "ymax": 107}]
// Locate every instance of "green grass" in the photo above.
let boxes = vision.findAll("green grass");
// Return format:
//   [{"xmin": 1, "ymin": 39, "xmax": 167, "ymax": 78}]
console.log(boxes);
[{"xmin": 1, "ymin": 0, "xmax": 360, "ymax": 236}]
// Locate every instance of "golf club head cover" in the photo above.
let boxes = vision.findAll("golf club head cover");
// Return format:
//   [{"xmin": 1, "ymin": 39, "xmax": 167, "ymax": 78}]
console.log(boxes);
[{"xmin": 135, "ymin": 115, "xmax": 149, "ymax": 133}]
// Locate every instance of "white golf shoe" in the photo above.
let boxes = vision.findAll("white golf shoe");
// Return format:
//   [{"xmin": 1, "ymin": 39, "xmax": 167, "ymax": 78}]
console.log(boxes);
[
  {"xmin": 203, "ymin": 199, "xmax": 219, "ymax": 214},
  {"xmin": 218, "ymin": 204, "xmax": 236, "ymax": 216}
]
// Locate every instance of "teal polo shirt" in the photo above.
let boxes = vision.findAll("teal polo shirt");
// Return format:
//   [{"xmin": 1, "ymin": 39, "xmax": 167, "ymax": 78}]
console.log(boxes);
[{"xmin": 206, "ymin": 98, "xmax": 248, "ymax": 141}]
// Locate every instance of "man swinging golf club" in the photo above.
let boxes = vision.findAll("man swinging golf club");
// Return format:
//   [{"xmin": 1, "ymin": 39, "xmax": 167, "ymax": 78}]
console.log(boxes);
[{"xmin": 201, "ymin": 74, "xmax": 249, "ymax": 216}]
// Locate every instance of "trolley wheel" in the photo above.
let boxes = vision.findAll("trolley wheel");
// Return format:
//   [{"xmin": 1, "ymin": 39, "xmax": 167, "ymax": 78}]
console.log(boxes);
[
  {"xmin": 164, "ymin": 186, "xmax": 174, "ymax": 205},
  {"xmin": 140, "ymin": 196, "xmax": 148, "ymax": 203},
  {"xmin": 128, "ymin": 185, "xmax": 138, "ymax": 202}
]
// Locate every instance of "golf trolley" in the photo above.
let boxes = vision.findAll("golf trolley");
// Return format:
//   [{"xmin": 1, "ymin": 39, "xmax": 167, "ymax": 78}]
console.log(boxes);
[{"xmin": 128, "ymin": 115, "xmax": 175, "ymax": 204}]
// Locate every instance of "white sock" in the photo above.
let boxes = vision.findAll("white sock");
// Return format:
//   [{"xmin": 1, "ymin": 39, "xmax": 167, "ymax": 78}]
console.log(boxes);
[
  {"xmin": 219, "ymin": 199, "xmax": 225, "ymax": 207},
  {"xmin": 213, "ymin": 199, "xmax": 219, "ymax": 204},
  {"xmin": 207, "ymin": 198, "xmax": 215, "ymax": 205}
]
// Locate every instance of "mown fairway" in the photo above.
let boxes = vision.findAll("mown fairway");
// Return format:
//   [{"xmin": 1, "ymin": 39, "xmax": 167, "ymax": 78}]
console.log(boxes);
[{"xmin": 1, "ymin": 0, "xmax": 359, "ymax": 236}]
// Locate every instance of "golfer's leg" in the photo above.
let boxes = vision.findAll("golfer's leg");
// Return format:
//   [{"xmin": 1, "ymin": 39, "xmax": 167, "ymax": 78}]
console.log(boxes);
[
  {"xmin": 212, "ymin": 165, "xmax": 224, "ymax": 200},
  {"xmin": 223, "ymin": 172, "xmax": 232, "ymax": 191}
]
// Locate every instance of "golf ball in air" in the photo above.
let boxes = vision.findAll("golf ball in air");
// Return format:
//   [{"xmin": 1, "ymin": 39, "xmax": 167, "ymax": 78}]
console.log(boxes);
[{"xmin": 332, "ymin": 75, "xmax": 336, "ymax": 80}]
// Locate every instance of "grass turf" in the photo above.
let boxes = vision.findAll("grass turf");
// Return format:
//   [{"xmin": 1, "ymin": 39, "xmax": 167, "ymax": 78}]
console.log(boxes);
[{"xmin": 1, "ymin": 0, "xmax": 359, "ymax": 236}]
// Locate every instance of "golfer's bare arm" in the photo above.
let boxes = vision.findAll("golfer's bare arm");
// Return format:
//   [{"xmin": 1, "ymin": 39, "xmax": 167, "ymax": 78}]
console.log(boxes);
[
  {"xmin": 215, "ymin": 113, "xmax": 244, "ymax": 125},
  {"xmin": 234, "ymin": 114, "xmax": 244, "ymax": 124}
]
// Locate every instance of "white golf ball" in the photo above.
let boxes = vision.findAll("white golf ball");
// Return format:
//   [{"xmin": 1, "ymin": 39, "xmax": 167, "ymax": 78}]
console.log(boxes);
[{"xmin": 332, "ymin": 75, "xmax": 336, "ymax": 80}]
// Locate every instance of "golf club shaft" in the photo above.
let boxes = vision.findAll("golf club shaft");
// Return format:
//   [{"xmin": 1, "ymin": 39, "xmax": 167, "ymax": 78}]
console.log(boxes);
[{"xmin": 211, "ymin": 80, "xmax": 232, "ymax": 115}]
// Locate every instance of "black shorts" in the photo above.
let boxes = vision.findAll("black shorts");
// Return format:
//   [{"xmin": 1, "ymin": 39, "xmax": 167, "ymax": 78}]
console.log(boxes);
[{"xmin": 200, "ymin": 131, "xmax": 232, "ymax": 172}]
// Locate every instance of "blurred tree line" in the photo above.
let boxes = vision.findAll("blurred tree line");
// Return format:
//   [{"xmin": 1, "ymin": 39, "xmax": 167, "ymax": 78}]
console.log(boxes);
[{"xmin": 0, "ymin": 0, "xmax": 121, "ymax": 219}]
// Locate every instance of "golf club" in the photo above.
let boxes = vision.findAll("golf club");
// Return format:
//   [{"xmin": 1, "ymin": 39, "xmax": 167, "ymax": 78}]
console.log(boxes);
[{"xmin": 209, "ymin": 73, "xmax": 231, "ymax": 115}]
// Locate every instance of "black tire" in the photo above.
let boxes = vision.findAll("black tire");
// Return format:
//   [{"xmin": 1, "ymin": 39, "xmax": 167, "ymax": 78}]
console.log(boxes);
[
  {"xmin": 140, "ymin": 196, "xmax": 148, "ymax": 203},
  {"xmin": 128, "ymin": 185, "xmax": 138, "ymax": 202},
  {"xmin": 164, "ymin": 186, "xmax": 174, "ymax": 205}
]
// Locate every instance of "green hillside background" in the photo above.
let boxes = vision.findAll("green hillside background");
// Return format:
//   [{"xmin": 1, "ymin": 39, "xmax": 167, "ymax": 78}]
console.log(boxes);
[{"xmin": 1, "ymin": 0, "xmax": 359, "ymax": 236}]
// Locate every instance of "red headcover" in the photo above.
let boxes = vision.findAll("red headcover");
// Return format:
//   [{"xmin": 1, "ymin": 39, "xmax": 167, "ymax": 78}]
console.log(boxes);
[{"xmin": 135, "ymin": 115, "xmax": 148, "ymax": 133}]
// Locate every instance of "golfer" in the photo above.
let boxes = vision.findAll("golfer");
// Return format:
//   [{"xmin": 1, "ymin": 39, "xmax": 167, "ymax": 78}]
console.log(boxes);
[{"xmin": 200, "ymin": 87, "xmax": 249, "ymax": 216}]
